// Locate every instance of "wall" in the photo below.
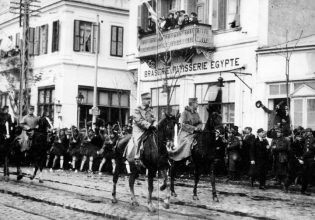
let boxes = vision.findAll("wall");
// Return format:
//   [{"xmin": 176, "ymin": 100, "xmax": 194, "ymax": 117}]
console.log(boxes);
[{"xmin": 268, "ymin": 0, "xmax": 315, "ymax": 46}]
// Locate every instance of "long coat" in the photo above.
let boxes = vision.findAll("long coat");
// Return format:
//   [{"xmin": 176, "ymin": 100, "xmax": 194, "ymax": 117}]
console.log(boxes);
[
  {"xmin": 226, "ymin": 136, "xmax": 241, "ymax": 172},
  {"xmin": 124, "ymin": 105, "xmax": 156, "ymax": 162},
  {"xmin": 170, "ymin": 106, "xmax": 202, "ymax": 161},
  {"xmin": 271, "ymin": 137, "xmax": 290, "ymax": 177},
  {"xmin": 249, "ymin": 138, "xmax": 269, "ymax": 177}
]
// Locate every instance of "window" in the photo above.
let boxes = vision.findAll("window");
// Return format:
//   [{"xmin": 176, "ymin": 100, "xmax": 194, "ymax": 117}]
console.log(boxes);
[
  {"xmin": 74, "ymin": 20, "xmax": 98, "ymax": 53},
  {"xmin": 38, "ymin": 87, "xmax": 55, "ymax": 119},
  {"xmin": 40, "ymin": 24, "xmax": 48, "ymax": 54},
  {"xmin": 52, "ymin": 20, "xmax": 60, "ymax": 52},
  {"xmin": 307, "ymin": 99, "xmax": 315, "ymax": 129},
  {"xmin": 195, "ymin": 81, "xmax": 235, "ymax": 125},
  {"xmin": 212, "ymin": 0, "xmax": 240, "ymax": 30},
  {"xmin": 269, "ymin": 83, "xmax": 290, "ymax": 96},
  {"xmin": 33, "ymin": 24, "xmax": 48, "ymax": 56},
  {"xmin": 151, "ymin": 86, "xmax": 180, "ymax": 119},
  {"xmin": 78, "ymin": 87, "xmax": 130, "ymax": 128},
  {"xmin": 110, "ymin": 26, "xmax": 124, "ymax": 57}
]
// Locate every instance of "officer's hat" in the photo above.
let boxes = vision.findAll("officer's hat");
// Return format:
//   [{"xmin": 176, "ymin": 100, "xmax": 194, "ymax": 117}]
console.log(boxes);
[
  {"xmin": 141, "ymin": 92, "xmax": 151, "ymax": 100},
  {"xmin": 188, "ymin": 98, "xmax": 198, "ymax": 103}
]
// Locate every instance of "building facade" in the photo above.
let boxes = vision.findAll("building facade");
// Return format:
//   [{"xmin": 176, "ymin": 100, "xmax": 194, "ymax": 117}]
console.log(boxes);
[
  {"xmin": 0, "ymin": 0, "xmax": 136, "ymax": 128},
  {"xmin": 127, "ymin": 0, "xmax": 315, "ymax": 131}
]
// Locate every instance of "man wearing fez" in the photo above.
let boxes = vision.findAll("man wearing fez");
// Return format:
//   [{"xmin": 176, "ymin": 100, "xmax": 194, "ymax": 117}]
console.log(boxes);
[
  {"xmin": 131, "ymin": 92, "xmax": 157, "ymax": 167},
  {"xmin": 170, "ymin": 98, "xmax": 202, "ymax": 162}
]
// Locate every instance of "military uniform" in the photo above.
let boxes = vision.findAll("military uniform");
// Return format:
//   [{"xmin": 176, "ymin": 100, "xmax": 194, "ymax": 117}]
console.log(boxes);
[
  {"xmin": 301, "ymin": 132, "xmax": 315, "ymax": 194},
  {"xmin": 271, "ymin": 136, "xmax": 290, "ymax": 182},
  {"xmin": 169, "ymin": 106, "xmax": 202, "ymax": 161},
  {"xmin": 21, "ymin": 113, "xmax": 39, "ymax": 129}
]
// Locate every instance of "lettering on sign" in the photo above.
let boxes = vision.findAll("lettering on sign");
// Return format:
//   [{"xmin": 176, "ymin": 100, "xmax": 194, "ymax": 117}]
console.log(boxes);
[{"xmin": 142, "ymin": 58, "xmax": 242, "ymax": 80}]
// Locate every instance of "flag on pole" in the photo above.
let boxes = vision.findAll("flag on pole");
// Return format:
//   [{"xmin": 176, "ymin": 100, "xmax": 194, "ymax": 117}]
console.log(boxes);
[{"xmin": 140, "ymin": 0, "xmax": 157, "ymax": 23}]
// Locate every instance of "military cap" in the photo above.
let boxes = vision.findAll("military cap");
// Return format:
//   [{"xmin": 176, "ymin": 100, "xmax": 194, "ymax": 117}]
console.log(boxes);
[
  {"xmin": 305, "ymin": 128, "xmax": 313, "ymax": 133},
  {"xmin": 257, "ymin": 128, "xmax": 264, "ymax": 134},
  {"xmin": 188, "ymin": 98, "xmax": 198, "ymax": 103},
  {"xmin": 141, "ymin": 92, "xmax": 151, "ymax": 100}
]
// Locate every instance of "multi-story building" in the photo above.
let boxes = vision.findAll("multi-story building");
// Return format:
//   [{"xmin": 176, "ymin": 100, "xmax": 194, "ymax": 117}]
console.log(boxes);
[
  {"xmin": 127, "ymin": 0, "xmax": 315, "ymax": 131},
  {"xmin": 0, "ymin": 0, "xmax": 135, "ymax": 128}
]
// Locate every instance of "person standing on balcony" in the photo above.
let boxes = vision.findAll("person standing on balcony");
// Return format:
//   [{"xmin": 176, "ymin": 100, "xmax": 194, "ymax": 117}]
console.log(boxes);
[{"xmin": 190, "ymin": 12, "xmax": 199, "ymax": 25}]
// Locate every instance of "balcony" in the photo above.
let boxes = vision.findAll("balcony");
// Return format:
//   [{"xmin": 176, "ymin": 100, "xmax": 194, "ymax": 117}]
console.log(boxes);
[{"xmin": 138, "ymin": 24, "xmax": 214, "ymax": 58}]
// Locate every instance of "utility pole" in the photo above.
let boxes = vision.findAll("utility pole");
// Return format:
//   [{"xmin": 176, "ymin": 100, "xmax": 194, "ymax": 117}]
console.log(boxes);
[
  {"xmin": 91, "ymin": 15, "xmax": 100, "ymax": 130},
  {"xmin": 9, "ymin": 0, "xmax": 40, "ymax": 122}
]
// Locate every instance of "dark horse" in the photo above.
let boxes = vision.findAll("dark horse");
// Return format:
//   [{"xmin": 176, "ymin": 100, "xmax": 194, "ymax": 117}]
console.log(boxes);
[
  {"xmin": 112, "ymin": 114, "xmax": 178, "ymax": 212},
  {"xmin": 169, "ymin": 105, "xmax": 221, "ymax": 202}
]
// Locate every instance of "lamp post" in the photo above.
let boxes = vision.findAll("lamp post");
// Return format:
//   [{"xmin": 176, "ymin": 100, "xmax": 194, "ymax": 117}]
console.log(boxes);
[{"xmin": 76, "ymin": 92, "xmax": 84, "ymax": 129}]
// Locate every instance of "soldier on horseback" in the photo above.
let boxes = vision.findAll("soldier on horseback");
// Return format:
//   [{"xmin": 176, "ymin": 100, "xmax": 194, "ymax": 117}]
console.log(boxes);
[{"xmin": 128, "ymin": 92, "xmax": 157, "ymax": 168}]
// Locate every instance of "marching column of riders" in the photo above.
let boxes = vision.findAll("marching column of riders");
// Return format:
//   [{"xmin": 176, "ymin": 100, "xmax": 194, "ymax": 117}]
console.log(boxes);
[{"xmin": 1, "ymin": 100, "xmax": 315, "ymax": 196}]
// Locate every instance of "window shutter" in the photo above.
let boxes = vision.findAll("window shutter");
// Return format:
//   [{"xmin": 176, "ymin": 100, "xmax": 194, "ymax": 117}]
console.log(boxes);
[
  {"xmin": 73, "ymin": 20, "xmax": 80, "ymax": 51},
  {"xmin": 29, "ymin": 27, "xmax": 35, "ymax": 56},
  {"xmin": 34, "ymin": 26, "xmax": 40, "ymax": 55},
  {"xmin": 15, "ymin": 33, "xmax": 20, "ymax": 49},
  {"xmin": 92, "ymin": 22, "xmax": 99, "ymax": 53},
  {"xmin": 43, "ymin": 24, "xmax": 48, "ymax": 54},
  {"xmin": 52, "ymin": 20, "xmax": 59, "ymax": 52},
  {"xmin": 118, "ymin": 27, "xmax": 123, "ymax": 56},
  {"xmin": 218, "ymin": 0, "xmax": 227, "ymax": 30},
  {"xmin": 234, "ymin": 0, "xmax": 241, "ymax": 27},
  {"xmin": 212, "ymin": 0, "xmax": 219, "ymax": 30},
  {"xmin": 110, "ymin": 26, "xmax": 117, "ymax": 56}
]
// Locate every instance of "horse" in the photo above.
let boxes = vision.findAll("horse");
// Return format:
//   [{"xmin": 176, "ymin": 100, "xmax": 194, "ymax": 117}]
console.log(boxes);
[
  {"xmin": 111, "ymin": 114, "xmax": 178, "ymax": 212},
  {"xmin": 169, "ymin": 105, "xmax": 221, "ymax": 202}
]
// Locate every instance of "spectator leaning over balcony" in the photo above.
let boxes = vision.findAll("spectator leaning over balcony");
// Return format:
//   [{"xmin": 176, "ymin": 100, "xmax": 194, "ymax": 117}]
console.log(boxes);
[
  {"xmin": 147, "ymin": 16, "xmax": 156, "ymax": 34},
  {"xmin": 177, "ymin": 10, "xmax": 186, "ymax": 28},
  {"xmin": 190, "ymin": 12, "xmax": 199, "ymax": 25},
  {"xmin": 164, "ymin": 13, "xmax": 176, "ymax": 30},
  {"xmin": 159, "ymin": 16, "xmax": 167, "ymax": 30}
]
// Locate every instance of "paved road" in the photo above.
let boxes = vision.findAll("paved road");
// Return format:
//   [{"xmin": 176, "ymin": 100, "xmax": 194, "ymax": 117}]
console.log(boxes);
[{"xmin": 0, "ymin": 168, "xmax": 314, "ymax": 220}]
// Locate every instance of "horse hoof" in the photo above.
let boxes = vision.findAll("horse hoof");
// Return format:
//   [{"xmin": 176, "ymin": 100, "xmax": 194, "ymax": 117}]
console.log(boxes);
[
  {"xmin": 131, "ymin": 200, "xmax": 139, "ymax": 206},
  {"xmin": 30, "ymin": 175, "xmax": 35, "ymax": 180},
  {"xmin": 171, "ymin": 192, "xmax": 177, "ymax": 197},
  {"xmin": 17, "ymin": 175, "xmax": 23, "ymax": 181},
  {"xmin": 39, "ymin": 179, "xmax": 44, "ymax": 184},
  {"xmin": 147, "ymin": 203, "xmax": 156, "ymax": 212},
  {"xmin": 213, "ymin": 196, "xmax": 219, "ymax": 203},
  {"xmin": 112, "ymin": 198, "xmax": 118, "ymax": 204},
  {"xmin": 192, "ymin": 195, "xmax": 199, "ymax": 200},
  {"xmin": 160, "ymin": 183, "xmax": 167, "ymax": 191},
  {"xmin": 162, "ymin": 202, "xmax": 170, "ymax": 209}
]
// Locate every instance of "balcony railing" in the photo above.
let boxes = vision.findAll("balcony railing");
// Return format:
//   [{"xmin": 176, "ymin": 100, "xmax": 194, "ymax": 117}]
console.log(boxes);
[{"xmin": 138, "ymin": 24, "xmax": 213, "ymax": 58}]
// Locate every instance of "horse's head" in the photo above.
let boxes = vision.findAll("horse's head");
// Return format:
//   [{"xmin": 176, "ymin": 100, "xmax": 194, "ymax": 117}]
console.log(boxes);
[
  {"xmin": 157, "ymin": 111, "xmax": 180, "ymax": 141},
  {"xmin": 205, "ymin": 103, "xmax": 222, "ymax": 131}
]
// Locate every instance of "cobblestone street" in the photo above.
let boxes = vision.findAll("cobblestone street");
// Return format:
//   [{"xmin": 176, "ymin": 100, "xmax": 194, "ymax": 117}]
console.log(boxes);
[{"xmin": 0, "ymin": 168, "xmax": 314, "ymax": 220}]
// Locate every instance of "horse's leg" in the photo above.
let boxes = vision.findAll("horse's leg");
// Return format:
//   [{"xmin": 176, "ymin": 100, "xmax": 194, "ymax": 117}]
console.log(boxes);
[
  {"xmin": 210, "ymin": 161, "xmax": 219, "ymax": 202},
  {"xmin": 60, "ymin": 156, "xmax": 64, "ymax": 170},
  {"xmin": 88, "ymin": 156, "xmax": 93, "ymax": 172},
  {"xmin": 161, "ymin": 169, "xmax": 171, "ymax": 209},
  {"xmin": 45, "ymin": 153, "xmax": 50, "ymax": 168},
  {"xmin": 112, "ymin": 159, "xmax": 120, "ymax": 203},
  {"xmin": 4, "ymin": 155, "xmax": 9, "ymax": 181},
  {"xmin": 170, "ymin": 161, "xmax": 177, "ymax": 197},
  {"xmin": 16, "ymin": 153, "xmax": 23, "ymax": 181},
  {"xmin": 193, "ymin": 161, "xmax": 200, "ymax": 200},
  {"xmin": 80, "ymin": 156, "xmax": 87, "ymax": 172},
  {"xmin": 98, "ymin": 158, "xmax": 106, "ymax": 174},
  {"xmin": 129, "ymin": 163, "xmax": 139, "ymax": 206},
  {"xmin": 72, "ymin": 156, "xmax": 77, "ymax": 170},
  {"xmin": 38, "ymin": 157, "xmax": 44, "ymax": 183},
  {"xmin": 30, "ymin": 162, "xmax": 38, "ymax": 180},
  {"xmin": 147, "ymin": 169, "xmax": 156, "ymax": 212},
  {"xmin": 125, "ymin": 161, "xmax": 131, "ymax": 174},
  {"xmin": 52, "ymin": 155, "xmax": 58, "ymax": 170},
  {"xmin": 111, "ymin": 159, "xmax": 116, "ymax": 174}
]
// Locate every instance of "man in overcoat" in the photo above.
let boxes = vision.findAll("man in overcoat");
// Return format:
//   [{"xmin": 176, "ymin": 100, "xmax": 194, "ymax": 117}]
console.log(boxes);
[
  {"xmin": 249, "ymin": 128, "xmax": 270, "ymax": 189},
  {"xmin": 271, "ymin": 128, "xmax": 290, "ymax": 187},
  {"xmin": 169, "ymin": 98, "xmax": 202, "ymax": 162},
  {"xmin": 125, "ymin": 92, "xmax": 156, "ymax": 167},
  {"xmin": 226, "ymin": 129, "xmax": 241, "ymax": 180}
]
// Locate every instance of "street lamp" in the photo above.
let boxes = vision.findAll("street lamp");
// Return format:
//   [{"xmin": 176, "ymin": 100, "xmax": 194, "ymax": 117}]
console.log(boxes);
[
  {"xmin": 55, "ymin": 100, "xmax": 62, "ymax": 114},
  {"xmin": 76, "ymin": 92, "xmax": 84, "ymax": 129}
]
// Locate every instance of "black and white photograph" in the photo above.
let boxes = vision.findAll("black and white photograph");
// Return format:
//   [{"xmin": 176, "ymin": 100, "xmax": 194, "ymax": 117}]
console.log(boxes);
[{"xmin": 0, "ymin": 0, "xmax": 315, "ymax": 219}]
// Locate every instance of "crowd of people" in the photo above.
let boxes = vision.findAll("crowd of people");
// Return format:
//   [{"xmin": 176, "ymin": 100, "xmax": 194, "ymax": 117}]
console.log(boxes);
[
  {"xmin": 139, "ymin": 10, "xmax": 199, "ymax": 36},
  {"xmin": 1, "ymin": 96, "xmax": 315, "ymax": 196}
]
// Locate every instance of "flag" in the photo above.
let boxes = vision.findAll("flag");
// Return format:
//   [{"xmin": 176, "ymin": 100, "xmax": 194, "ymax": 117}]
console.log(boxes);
[{"xmin": 140, "ymin": 0, "xmax": 157, "ymax": 23}]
